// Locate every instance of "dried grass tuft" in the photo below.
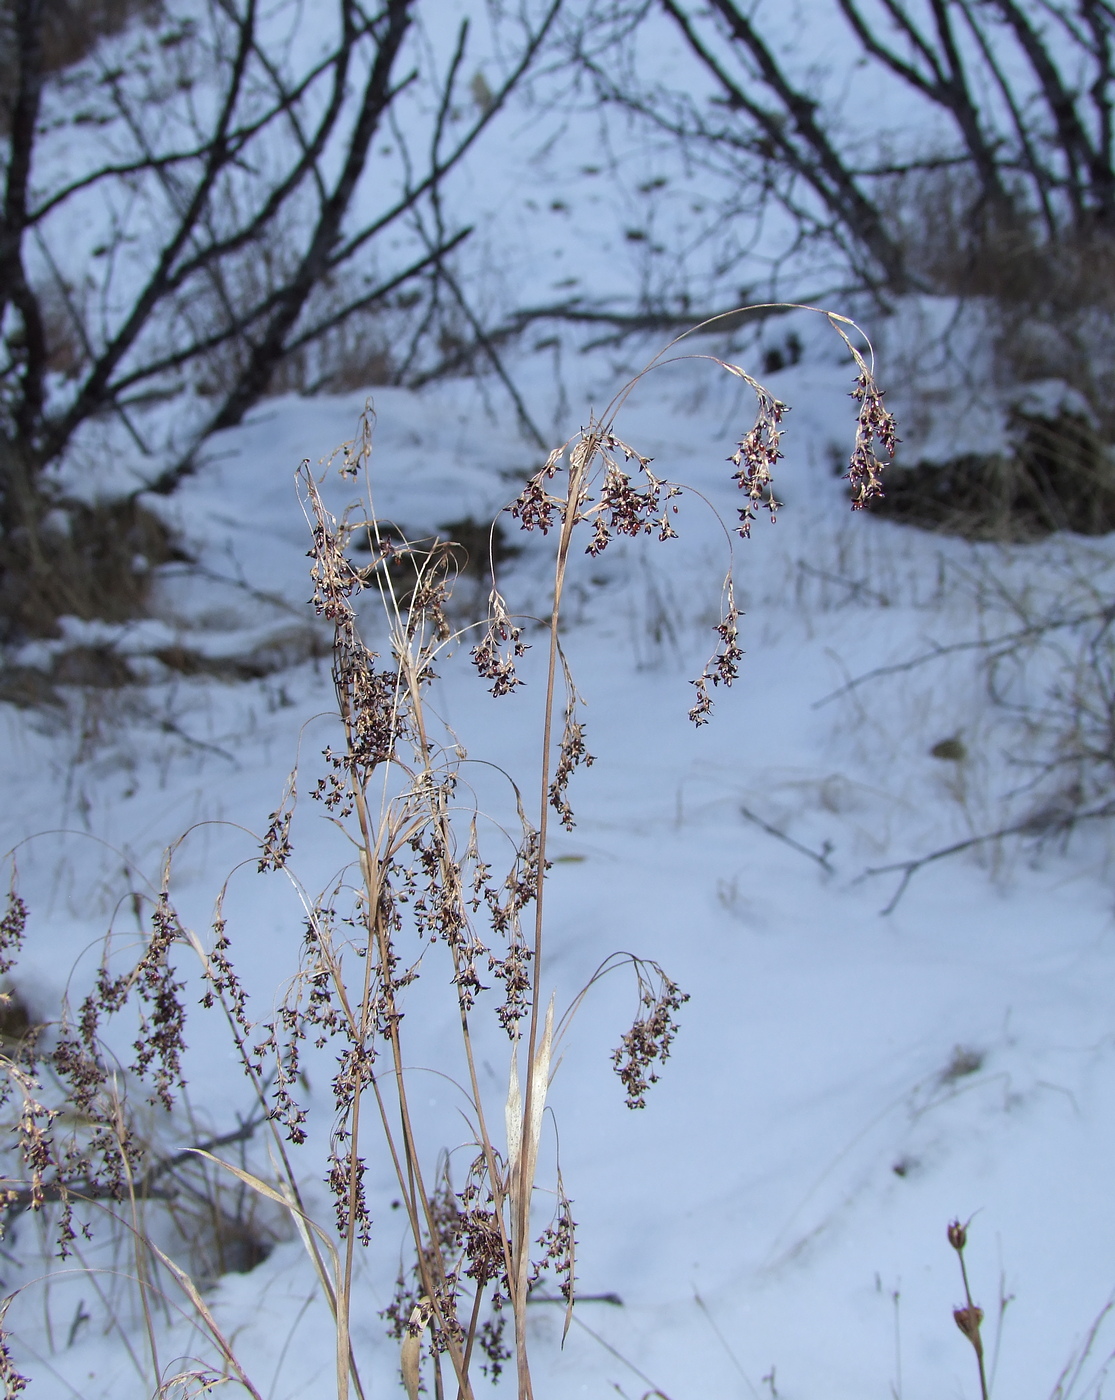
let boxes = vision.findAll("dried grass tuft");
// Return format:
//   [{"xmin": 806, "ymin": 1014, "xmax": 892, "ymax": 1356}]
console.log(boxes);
[
  {"xmin": 870, "ymin": 410, "xmax": 1115, "ymax": 541},
  {"xmin": 0, "ymin": 0, "xmax": 160, "ymax": 105},
  {"xmin": 0, "ymin": 485, "xmax": 189, "ymax": 645}
]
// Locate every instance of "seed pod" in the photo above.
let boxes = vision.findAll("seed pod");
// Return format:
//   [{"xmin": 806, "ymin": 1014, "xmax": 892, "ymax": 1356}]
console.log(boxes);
[{"xmin": 953, "ymin": 1305, "xmax": 984, "ymax": 1349}]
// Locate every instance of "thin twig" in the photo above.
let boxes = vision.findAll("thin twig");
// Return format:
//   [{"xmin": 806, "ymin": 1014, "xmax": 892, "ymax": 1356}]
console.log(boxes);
[
  {"xmin": 813, "ymin": 606, "xmax": 1115, "ymax": 710},
  {"xmin": 739, "ymin": 804, "xmax": 835, "ymax": 874},
  {"xmin": 859, "ymin": 800, "xmax": 1115, "ymax": 914}
]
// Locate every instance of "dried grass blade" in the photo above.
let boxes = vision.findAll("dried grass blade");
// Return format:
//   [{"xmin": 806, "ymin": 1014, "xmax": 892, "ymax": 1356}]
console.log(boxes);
[
  {"xmin": 186, "ymin": 1151, "xmax": 365, "ymax": 1400},
  {"xmin": 186, "ymin": 1151, "xmax": 334, "ymax": 1256},
  {"xmin": 144, "ymin": 1239, "xmax": 265, "ymax": 1400},
  {"xmin": 401, "ymin": 1299, "xmax": 431, "ymax": 1400},
  {"xmin": 526, "ymin": 995, "xmax": 555, "ymax": 1192},
  {"xmin": 505, "ymin": 1039, "xmax": 522, "ymax": 1178}
]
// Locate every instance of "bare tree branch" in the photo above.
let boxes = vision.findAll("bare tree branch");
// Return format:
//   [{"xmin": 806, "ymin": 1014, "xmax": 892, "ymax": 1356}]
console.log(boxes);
[
  {"xmin": 989, "ymin": 0, "xmax": 1113, "ymax": 222},
  {"xmin": 957, "ymin": 0, "xmax": 1060, "ymax": 236},
  {"xmin": 576, "ymin": 0, "xmax": 1114, "ymax": 303},
  {"xmin": 0, "ymin": 0, "xmax": 49, "ymax": 447},
  {"xmin": 201, "ymin": 0, "xmax": 414, "ymax": 438},
  {"xmin": 695, "ymin": 0, "xmax": 911, "ymax": 286},
  {"xmin": 859, "ymin": 798, "xmax": 1115, "ymax": 914},
  {"xmin": 325, "ymin": 0, "xmax": 562, "ymax": 272},
  {"xmin": 1082, "ymin": 0, "xmax": 1115, "ymax": 206},
  {"xmin": 0, "ymin": 0, "xmax": 560, "ymax": 638},
  {"xmin": 25, "ymin": 37, "xmax": 347, "ymax": 225},
  {"xmin": 41, "ymin": 0, "xmax": 261, "ymax": 463}
]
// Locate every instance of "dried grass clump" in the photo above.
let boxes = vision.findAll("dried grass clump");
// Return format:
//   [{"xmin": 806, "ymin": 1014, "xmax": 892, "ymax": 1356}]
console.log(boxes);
[
  {"xmin": 0, "ymin": 307, "xmax": 893, "ymax": 1399},
  {"xmin": 263, "ymin": 317, "xmax": 397, "ymax": 397},
  {"xmin": 869, "ymin": 409, "xmax": 1115, "ymax": 541},
  {"xmin": 892, "ymin": 170, "xmax": 1112, "ymax": 308},
  {"xmin": 0, "ymin": 0, "xmax": 160, "ymax": 104},
  {"xmin": 156, "ymin": 1142, "xmax": 293, "ymax": 1283},
  {"xmin": 0, "ymin": 483, "xmax": 189, "ymax": 645}
]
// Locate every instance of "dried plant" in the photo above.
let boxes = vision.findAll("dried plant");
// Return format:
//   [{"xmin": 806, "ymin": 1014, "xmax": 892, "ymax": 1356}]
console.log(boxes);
[
  {"xmin": 949, "ymin": 1218, "xmax": 989, "ymax": 1400},
  {"xmin": 0, "ymin": 307, "xmax": 892, "ymax": 1399}
]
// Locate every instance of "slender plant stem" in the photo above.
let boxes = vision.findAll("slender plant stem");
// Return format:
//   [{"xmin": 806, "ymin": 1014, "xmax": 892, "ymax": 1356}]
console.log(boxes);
[
  {"xmin": 514, "ymin": 440, "xmax": 590, "ymax": 1398},
  {"xmin": 407, "ymin": 653, "xmax": 517, "ymax": 1298},
  {"xmin": 957, "ymin": 1248, "xmax": 990, "ymax": 1400}
]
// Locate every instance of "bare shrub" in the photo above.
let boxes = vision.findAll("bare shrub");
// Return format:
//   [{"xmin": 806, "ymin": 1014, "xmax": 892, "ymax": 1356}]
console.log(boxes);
[
  {"xmin": 881, "ymin": 163, "xmax": 1115, "ymax": 439},
  {"xmin": 835, "ymin": 538, "xmax": 1115, "ymax": 909},
  {"xmin": 0, "ymin": 0, "xmax": 559, "ymax": 641},
  {"xmin": 567, "ymin": 0, "xmax": 1115, "ymax": 544},
  {"xmin": 263, "ymin": 312, "xmax": 397, "ymax": 397},
  {"xmin": 573, "ymin": 1, "xmax": 1115, "ymax": 296}
]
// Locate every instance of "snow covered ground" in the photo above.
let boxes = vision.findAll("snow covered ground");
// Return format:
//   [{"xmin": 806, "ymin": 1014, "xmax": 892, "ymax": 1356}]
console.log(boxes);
[{"xmin": 5, "ymin": 307, "xmax": 1115, "ymax": 1400}]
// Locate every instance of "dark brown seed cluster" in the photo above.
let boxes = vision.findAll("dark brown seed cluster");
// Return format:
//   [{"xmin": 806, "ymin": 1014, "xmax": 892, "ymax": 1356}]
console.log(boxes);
[
  {"xmin": 612, "ymin": 963, "xmax": 690, "ymax": 1109},
  {"xmin": 199, "ymin": 912, "xmax": 251, "ymax": 1039},
  {"xmin": 508, "ymin": 445, "xmax": 565, "ymax": 534},
  {"xmin": 0, "ymin": 882, "xmax": 200, "ymax": 1263},
  {"xmin": 471, "ymin": 590, "xmax": 528, "ymax": 697},
  {"xmin": 549, "ymin": 669, "xmax": 596, "ymax": 831},
  {"xmin": 531, "ymin": 1184, "xmax": 576, "ymax": 1303},
  {"xmin": 731, "ymin": 389, "xmax": 787, "ymax": 537},
  {"xmin": 848, "ymin": 371, "xmax": 897, "ymax": 508},
  {"xmin": 0, "ymin": 1298, "xmax": 27, "ymax": 1398},
  {"xmin": 0, "ymin": 888, "xmax": 27, "ymax": 978},
  {"xmin": 689, "ymin": 582, "xmax": 744, "ymax": 726},
  {"xmin": 130, "ymin": 896, "xmax": 189, "ymax": 1112},
  {"xmin": 584, "ymin": 435, "xmax": 681, "ymax": 557},
  {"xmin": 381, "ymin": 1156, "xmax": 571, "ymax": 1381},
  {"xmin": 258, "ymin": 790, "xmax": 294, "ymax": 872}
]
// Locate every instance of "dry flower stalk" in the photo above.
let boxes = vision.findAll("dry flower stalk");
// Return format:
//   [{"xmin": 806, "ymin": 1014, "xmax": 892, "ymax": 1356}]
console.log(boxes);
[{"xmin": 949, "ymin": 1216, "xmax": 989, "ymax": 1400}]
